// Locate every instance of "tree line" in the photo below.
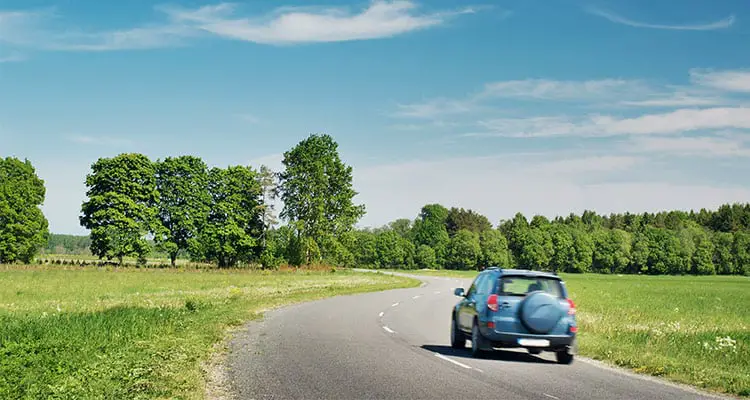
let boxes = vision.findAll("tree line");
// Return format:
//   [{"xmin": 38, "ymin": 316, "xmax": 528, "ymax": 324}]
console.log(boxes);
[
  {"xmin": 1, "ymin": 134, "xmax": 750, "ymax": 275},
  {"xmin": 318, "ymin": 204, "xmax": 749, "ymax": 275}
]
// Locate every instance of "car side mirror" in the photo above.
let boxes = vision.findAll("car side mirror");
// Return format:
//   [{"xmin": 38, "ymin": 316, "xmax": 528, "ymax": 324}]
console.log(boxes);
[{"xmin": 454, "ymin": 288, "xmax": 465, "ymax": 297}]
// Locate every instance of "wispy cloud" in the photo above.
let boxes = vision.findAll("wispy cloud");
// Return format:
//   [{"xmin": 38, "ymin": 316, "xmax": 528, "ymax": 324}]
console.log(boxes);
[
  {"xmin": 393, "ymin": 97, "xmax": 475, "ymax": 118},
  {"xmin": 0, "ymin": 9, "xmax": 195, "ymax": 51},
  {"xmin": 690, "ymin": 69, "xmax": 750, "ymax": 93},
  {"xmin": 164, "ymin": 1, "xmax": 477, "ymax": 45},
  {"xmin": 0, "ymin": 53, "xmax": 25, "ymax": 63},
  {"xmin": 619, "ymin": 92, "xmax": 724, "ymax": 107},
  {"xmin": 0, "ymin": 1, "xmax": 478, "ymax": 51},
  {"xmin": 478, "ymin": 78, "xmax": 648, "ymax": 101},
  {"xmin": 472, "ymin": 107, "xmax": 750, "ymax": 138},
  {"xmin": 628, "ymin": 135, "xmax": 750, "ymax": 158},
  {"xmin": 68, "ymin": 135, "xmax": 133, "ymax": 146},
  {"xmin": 586, "ymin": 7, "xmax": 735, "ymax": 31}
]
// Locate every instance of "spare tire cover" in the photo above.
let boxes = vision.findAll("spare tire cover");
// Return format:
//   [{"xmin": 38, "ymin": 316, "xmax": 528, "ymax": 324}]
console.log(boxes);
[{"xmin": 519, "ymin": 292, "xmax": 564, "ymax": 334}]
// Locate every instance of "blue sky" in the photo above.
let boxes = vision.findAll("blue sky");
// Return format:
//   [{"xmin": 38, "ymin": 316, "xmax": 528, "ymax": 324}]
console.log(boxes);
[{"xmin": 2, "ymin": 0, "xmax": 750, "ymax": 235}]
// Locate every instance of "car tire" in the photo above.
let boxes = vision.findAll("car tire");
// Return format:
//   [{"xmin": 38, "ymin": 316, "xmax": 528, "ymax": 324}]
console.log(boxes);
[
  {"xmin": 556, "ymin": 350, "xmax": 574, "ymax": 365},
  {"xmin": 470, "ymin": 320, "xmax": 486, "ymax": 358},
  {"xmin": 450, "ymin": 317, "xmax": 465, "ymax": 349}
]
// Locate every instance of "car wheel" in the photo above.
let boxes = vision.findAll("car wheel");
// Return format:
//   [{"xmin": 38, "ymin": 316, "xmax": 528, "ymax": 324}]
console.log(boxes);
[
  {"xmin": 470, "ymin": 321, "xmax": 485, "ymax": 358},
  {"xmin": 556, "ymin": 350, "xmax": 574, "ymax": 365},
  {"xmin": 450, "ymin": 317, "xmax": 465, "ymax": 349},
  {"xmin": 528, "ymin": 349, "xmax": 542, "ymax": 355}
]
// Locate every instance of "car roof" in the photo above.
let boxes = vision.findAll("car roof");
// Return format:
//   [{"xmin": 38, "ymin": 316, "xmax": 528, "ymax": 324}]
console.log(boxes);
[{"xmin": 483, "ymin": 267, "xmax": 561, "ymax": 280}]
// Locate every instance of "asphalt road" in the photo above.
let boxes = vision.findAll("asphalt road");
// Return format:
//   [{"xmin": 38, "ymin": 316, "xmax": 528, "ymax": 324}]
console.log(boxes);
[{"xmin": 226, "ymin": 272, "xmax": 726, "ymax": 400}]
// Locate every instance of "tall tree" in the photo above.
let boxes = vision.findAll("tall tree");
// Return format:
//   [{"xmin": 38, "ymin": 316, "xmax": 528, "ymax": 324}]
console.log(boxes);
[
  {"xmin": 278, "ymin": 134, "xmax": 365, "ymax": 265},
  {"xmin": 519, "ymin": 227, "xmax": 553, "ymax": 271},
  {"xmin": 445, "ymin": 207, "xmax": 492, "ymax": 236},
  {"xmin": 446, "ymin": 229, "xmax": 482, "ymax": 270},
  {"xmin": 388, "ymin": 218, "xmax": 413, "ymax": 238},
  {"xmin": 712, "ymin": 232, "xmax": 735, "ymax": 275},
  {"xmin": 198, "ymin": 166, "xmax": 264, "ymax": 267},
  {"xmin": 80, "ymin": 153, "xmax": 157, "ymax": 264},
  {"xmin": 0, "ymin": 157, "xmax": 49, "ymax": 264},
  {"xmin": 479, "ymin": 229, "xmax": 511, "ymax": 268},
  {"xmin": 412, "ymin": 204, "xmax": 451, "ymax": 264},
  {"xmin": 153, "ymin": 156, "xmax": 210, "ymax": 266},
  {"xmin": 549, "ymin": 225, "xmax": 574, "ymax": 273}
]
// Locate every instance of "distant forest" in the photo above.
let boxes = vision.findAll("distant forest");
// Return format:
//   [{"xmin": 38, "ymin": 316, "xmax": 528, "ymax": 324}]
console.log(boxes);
[{"xmin": 45, "ymin": 202, "xmax": 750, "ymax": 276}]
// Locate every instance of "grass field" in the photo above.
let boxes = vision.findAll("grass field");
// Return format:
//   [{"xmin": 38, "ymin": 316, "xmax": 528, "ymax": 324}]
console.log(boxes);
[
  {"xmin": 0, "ymin": 265, "xmax": 419, "ymax": 399},
  {"xmin": 391, "ymin": 268, "xmax": 750, "ymax": 397}
]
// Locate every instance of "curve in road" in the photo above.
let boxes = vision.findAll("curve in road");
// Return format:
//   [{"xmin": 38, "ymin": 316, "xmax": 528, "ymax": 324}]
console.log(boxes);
[{"xmin": 226, "ymin": 273, "xmax": 727, "ymax": 400}]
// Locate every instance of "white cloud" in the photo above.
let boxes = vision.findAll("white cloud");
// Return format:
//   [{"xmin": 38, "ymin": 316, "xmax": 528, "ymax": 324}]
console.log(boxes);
[
  {"xmin": 586, "ymin": 7, "xmax": 735, "ymax": 31},
  {"xmin": 164, "ymin": 1, "xmax": 475, "ymax": 44},
  {"xmin": 596, "ymin": 107, "xmax": 750, "ymax": 135},
  {"xmin": 690, "ymin": 69, "xmax": 750, "ymax": 93},
  {"xmin": 0, "ymin": 2, "xmax": 477, "ymax": 51},
  {"xmin": 0, "ymin": 52, "xmax": 25, "ymax": 63},
  {"xmin": 393, "ymin": 97, "xmax": 475, "ymax": 118},
  {"xmin": 67, "ymin": 135, "xmax": 133, "ymax": 146},
  {"xmin": 353, "ymin": 154, "xmax": 750, "ymax": 228},
  {"xmin": 628, "ymin": 135, "xmax": 750, "ymax": 158},
  {"xmin": 620, "ymin": 92, "xmax": 724, "ymax": 107},
  {"xmin": 471, "ymin": 108, "xmax": 750, "ymax": 138},
  {"xmin": 0, "ymin": 9, "xmax": 196, "ymax": 51},
  {"xmin": 479, "ymin": 78, "xmax": 646, "ymax": 100}
]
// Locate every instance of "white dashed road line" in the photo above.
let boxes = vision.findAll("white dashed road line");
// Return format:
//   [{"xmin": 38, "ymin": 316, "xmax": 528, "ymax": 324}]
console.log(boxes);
[
  {"xmin": 543, "ymin": 394, "xmax": 560, "ymax": 400},
  {"xmin": 434, "ymin": 353, "xmax": 472, "ymax": 369},
  {"xmin": 412, "ymin": 295, "xmax": 421, "ymax": 300},
  {"xmin": 379, "ymin": 312, "xmax": 384, "ymax": 317},
  {"xmin": 391, "ymin": 302, "xmax": 400, "ymax": 307},
  {"xmin": 382, "ymin": 326, "xmax": 395, "ymax": 334},
  {"xmin": 434, "ymin": 291, "xmax": 441, "ymax": 295}
]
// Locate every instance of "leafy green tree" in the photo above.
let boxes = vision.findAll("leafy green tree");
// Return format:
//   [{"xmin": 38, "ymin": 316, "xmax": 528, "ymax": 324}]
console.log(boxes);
[
  {"xmin": 319, "ymin": 235, "xmax": 355, "ymax": 267},
  {"xmin": 479, "ymin": 229, "xmax": 510, "ymax": 267},
  {"xmin": 198, "ymin": 166, "xmax": 264, "ymax": 267},
  {"xmin": 446, "ymin": 229, "xmax": 482, "ymax": 270},
  {"xmin": 278, "ymin": 134, "xmax": 365, "ymax": 265},
  {"xmin": 549, "ymin": 225, "xmax": 574, "ymax": 272},
  {"xmin": 645, "ymin": 227, "xmax": 682, "ymax": 275},
  {"xmin": 412, "ymin": 204, "xmax": 450, "ymax": 264},
  {"xmin": 630, "ymin": 230, "xmax": 650, "ymax": 273},
  {"xmin": 568, "ymin": 228, "xmax": 593, "ymax": 273},
  {"xmin": 0, "ymin": 157, "xmax": 49, "ymax": 264},
  {"xmin": 503, "ymin": 212, "xmax": 530, "ymax": 264},
  {"xmin": 733, "ymin": 231, "xmax": 750, "ymax": 275},
  {"xmin": 153, "ymin": 156, "xmax": 210, "ymax": 266},
  {"xmin": 712, "ymin": 232, "xmax": 735, "ymax": 275},
  {"xmin": 349, "ymin": 230, "xmax": 378, "ymax": 267},
  {"xmin": 690, "ymin": 227, "xmax": 715, "ymax": 275},
  {"xmin": 415, "ymin": 245, "xmax": 437, "ymax": 269},
  {"xmin": 388, "ymin": 218, "xmax": 413, "ymax": 238},
  {"xmin": 519, "ymin": 227, "xmax": 553, "ymax": 271},
  {"xmin": 376, "ymin": 230, "xmax": 411, "ymax": 268},
  {"xmin": 530, "ymin": 215, "xmax": 551, "ymax": 230},
  {"xmin": 80, "ymin": 153, "xmax": 157, "ymax": 264},
  {"xmin": 445, "ymin": 207, "xmax": 492, "ymax": 236}
]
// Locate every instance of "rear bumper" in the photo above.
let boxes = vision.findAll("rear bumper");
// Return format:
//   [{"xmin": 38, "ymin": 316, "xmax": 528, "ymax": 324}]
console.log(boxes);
[{"xmin": 483, "ymin": 331, "xmax": 575, "ymax": 351}]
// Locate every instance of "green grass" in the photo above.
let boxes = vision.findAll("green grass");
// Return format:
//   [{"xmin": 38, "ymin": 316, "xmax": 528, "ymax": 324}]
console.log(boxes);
[
  {"xmin": 0, "ymin": 265, "xmax": 419, "ymax": 399},
  {"xmin": 567, "ymin": 274, "xmax": 749, "ymax": 397},
  {"xmin": 385, "ymin": 268, "xmax": 750, "ymax": 396}
]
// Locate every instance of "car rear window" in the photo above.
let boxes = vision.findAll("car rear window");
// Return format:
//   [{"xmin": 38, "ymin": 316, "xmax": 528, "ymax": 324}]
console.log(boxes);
[{"xmin": 499, "ymin": 276, "xmax": 563, "ymax": 298}]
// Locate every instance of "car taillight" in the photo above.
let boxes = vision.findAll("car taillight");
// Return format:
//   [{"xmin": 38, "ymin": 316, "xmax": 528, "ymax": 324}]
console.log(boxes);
[
  {"xmin": 566, "ymin": 298, "xmax": 576, "ymax": 315},
  {"xmin": 487, "ymin": 294, "xmax": 499, "ymax": 312}
]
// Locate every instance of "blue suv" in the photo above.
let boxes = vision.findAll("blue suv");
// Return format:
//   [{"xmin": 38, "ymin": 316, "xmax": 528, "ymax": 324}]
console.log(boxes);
[{"xmin": 451, "ymin": 268, "xmax": 578, "ymax": 364}]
